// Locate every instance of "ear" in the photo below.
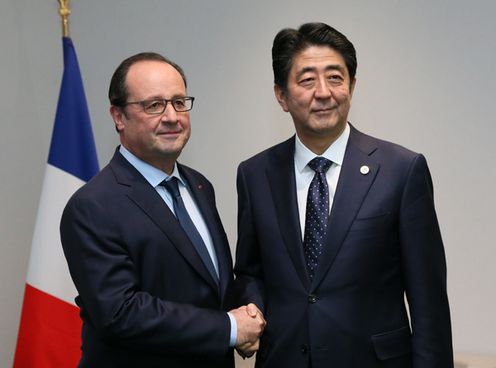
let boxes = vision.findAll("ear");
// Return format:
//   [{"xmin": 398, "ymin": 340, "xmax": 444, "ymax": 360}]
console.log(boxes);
[
  {"xmin": 110, "ymin": 105, "xmax": 126, "ymax": 133},
  {"xmin": 274, "ymin": 84, "xmax": 289, "ymax": 112}
]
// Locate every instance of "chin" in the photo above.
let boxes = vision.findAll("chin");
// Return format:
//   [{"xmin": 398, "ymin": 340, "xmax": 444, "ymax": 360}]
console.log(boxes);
[{"xmin": 311, "ymin": 120, "xmax": 340, "ymax": 132}]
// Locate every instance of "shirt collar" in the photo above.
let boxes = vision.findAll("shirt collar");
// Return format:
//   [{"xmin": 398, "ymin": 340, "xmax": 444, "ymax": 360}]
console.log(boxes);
[
  {"xmin": 294, "ymin": 122, "xmax": 350, "ymax": 173},
  {"xmin": 119, "ymin": 145, "xmax": 185, "ymax": 187}
]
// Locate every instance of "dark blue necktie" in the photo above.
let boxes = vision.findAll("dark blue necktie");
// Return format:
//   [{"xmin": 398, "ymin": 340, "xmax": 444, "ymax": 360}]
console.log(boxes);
[
  {"xmin": 161, "ymin": 177, "xmax": 219, "ymax": 284},
  {"xmin": 303, "ymin": 157, "xmax": 333, "ymax": 281}
]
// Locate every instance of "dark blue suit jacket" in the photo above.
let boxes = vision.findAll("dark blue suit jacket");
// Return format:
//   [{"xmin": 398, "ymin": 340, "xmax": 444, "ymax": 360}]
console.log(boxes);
[
  {"xmin": 234, "ymin": 125, "xmax": 453, "ymax": 368},
  {"xmin": 60, "ymin": 149, "xmax": 234, "ymax": 368}
]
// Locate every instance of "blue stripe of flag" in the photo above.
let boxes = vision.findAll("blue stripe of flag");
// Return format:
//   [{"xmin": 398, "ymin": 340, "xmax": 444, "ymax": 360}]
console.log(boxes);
[{"xmin": 48, "ymin": 37, "xmax": 99, "ymax": 182}]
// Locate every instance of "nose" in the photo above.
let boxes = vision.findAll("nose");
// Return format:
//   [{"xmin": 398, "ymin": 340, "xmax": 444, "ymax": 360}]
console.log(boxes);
[
  {"xmin": 160, "ymin": 101, "xmax": 178, "ymax": 122},
  {"xmin": 314, "ymin": 77, "xmax": 332, "ymax": 99}
]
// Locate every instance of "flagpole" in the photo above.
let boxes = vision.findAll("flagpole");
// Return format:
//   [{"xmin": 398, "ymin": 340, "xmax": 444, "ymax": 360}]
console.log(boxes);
[{"xmin": 58, "ymin": 0, "xmax": 70, "ymax": 37}]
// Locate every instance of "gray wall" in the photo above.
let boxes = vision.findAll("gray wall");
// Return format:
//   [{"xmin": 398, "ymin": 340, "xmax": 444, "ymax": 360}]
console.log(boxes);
[{"xmin": 2, "ymin": 1, "xmax": 495, "ymax": 366}]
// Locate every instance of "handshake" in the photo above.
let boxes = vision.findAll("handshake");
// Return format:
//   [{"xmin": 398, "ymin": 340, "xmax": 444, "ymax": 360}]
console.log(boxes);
[{"xmin": 229, "ymin": 303, "xmax": 266, "ymax": 358}]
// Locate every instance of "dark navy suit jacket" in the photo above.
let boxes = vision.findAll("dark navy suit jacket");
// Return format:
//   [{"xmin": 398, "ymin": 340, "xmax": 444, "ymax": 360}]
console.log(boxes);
[
  {"xmin": 60, "ymin": 149, "xmax": 234, "ymax": 368},
  {"xmin": 234, "ymin": 125, "xmax": 453, "ymax": 368}
]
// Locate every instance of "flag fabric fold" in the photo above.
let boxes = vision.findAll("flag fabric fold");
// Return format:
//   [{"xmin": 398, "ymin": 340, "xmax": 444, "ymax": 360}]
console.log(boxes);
[{"xmin": 14, "ymin": 37, "xmax": 99, "ymax": 368}]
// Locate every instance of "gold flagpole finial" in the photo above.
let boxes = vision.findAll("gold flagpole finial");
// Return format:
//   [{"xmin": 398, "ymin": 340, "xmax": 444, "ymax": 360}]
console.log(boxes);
[{"xmin": 58, "ymin": 0, "xmax": 71, "ymax": 37}]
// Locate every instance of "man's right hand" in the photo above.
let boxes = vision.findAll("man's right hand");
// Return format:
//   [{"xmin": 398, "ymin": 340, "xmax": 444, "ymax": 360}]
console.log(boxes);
[{"xmin": 229, "ymin": 303, "xmax": 266, "ymax": 357}]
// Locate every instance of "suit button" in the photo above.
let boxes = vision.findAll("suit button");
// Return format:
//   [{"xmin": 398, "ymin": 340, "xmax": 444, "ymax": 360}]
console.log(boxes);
[
  {"xmin": 300, "ymin": 344, "xmax": 308, "ymax": 354},
  {"xmin": 308, "ymin": 294, "xmax": 317, "ymax": 303}
]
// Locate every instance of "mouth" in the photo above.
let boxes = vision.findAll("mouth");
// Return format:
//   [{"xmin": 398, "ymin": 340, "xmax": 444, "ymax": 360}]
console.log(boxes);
[
  {"xmin": 312, "ymin": 104, "xmax": 337, "ymax": 112},
  {"xmin": 312, "ymin": 107, "xmax": 335, "ymax": 114},
  {"xmin": 156, "ymin": 131, "xmax": 182, "ymax": 141},
  {"xmin": 157, "ymin": 130, "xmax": 182, "ymax": 136}
]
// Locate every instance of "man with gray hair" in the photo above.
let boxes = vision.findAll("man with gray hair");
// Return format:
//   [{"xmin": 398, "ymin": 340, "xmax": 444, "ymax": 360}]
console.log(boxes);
[{"xmin": 61, "ymin": 52, "xmax": 265, "ymax": 367}]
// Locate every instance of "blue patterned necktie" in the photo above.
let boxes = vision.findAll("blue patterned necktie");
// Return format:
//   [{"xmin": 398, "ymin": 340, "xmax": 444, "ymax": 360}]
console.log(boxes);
[
  {"xmin": 160, "ymin": 177, "xmax": 219, "ymax": 284},
  {"xmin": 303, "ymin": 157, "xmax": 333, "ymax": 281}
]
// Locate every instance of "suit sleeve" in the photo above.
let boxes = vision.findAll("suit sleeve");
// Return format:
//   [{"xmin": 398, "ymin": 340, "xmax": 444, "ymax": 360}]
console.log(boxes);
[
  {"xmin": 232, "ymin": 162, "xmax": 266, "ymax": 312},
  {"xmin": 60, "ymin": 193, "xmax": 231, "ymax": 357},
  {"xmin": 399, "ymin": 154, "xmax": 454, "ymax": 367}
]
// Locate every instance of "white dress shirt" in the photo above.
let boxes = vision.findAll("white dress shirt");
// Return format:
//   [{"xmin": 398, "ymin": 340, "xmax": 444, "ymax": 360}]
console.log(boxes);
[{"xmin": 294, "ymin": 123, "xmax": 350, "ymax": 240}]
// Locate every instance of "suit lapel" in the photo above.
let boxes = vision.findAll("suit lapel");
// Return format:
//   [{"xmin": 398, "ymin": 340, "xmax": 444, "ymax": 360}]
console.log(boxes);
[
  {"xmin": 266, "ymin": 137, "xmax": 311, "ymax": 290},
  {"xmin": 110, "ymin": 151, "xmax": 220, "ymax": 295},
  {"xmin": 313, "ymin": 126, "xmax": 380, "ymax": 286},
  {"xmin": 179, "ymin": 165, "xmax": 233, "ymax": 301}
]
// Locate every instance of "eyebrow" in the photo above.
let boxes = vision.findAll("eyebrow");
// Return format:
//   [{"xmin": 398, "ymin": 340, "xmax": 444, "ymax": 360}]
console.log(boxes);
[
  {"xmin": 295, "ymin": 64, "xmax": 346, "ymax": 79},
  {"xmin": 141, "ymin": 94, "xmax": 187, "ymax": 101}
]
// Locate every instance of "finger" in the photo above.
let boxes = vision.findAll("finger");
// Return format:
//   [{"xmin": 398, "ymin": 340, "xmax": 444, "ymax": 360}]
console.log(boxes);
[
  {"xmin": 238, "ymin": 337, "xmax": 260, "ymax": 350},
  {"xmin": 254, "ymin": 313, "xmax": 267, "ymax": 329},
  {"xmin": 261, "ymin": 314, "xmax": 267, "ymax": 326},
  {"xmin": 246, "ymin": 303, "xmax": 267, "ymax": 326},
  {"xmin": 238, "ymin": 341, "xmax": 259, "ymax": 355},
  {"xmin": 246, "ymin": 303, "xmax": 259, "ymax": 318}
]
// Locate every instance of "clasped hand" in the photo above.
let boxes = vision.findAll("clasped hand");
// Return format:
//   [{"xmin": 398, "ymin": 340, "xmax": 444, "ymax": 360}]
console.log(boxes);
[{"xmin": 229, "ymin": 303, "xmax": 266, "ymax": 358}]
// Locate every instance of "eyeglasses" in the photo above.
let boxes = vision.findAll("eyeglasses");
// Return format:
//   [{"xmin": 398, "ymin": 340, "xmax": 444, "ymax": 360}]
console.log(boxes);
[{"xmin": 123, "ymin": 96, "xmax": 195, "ymax": 115}]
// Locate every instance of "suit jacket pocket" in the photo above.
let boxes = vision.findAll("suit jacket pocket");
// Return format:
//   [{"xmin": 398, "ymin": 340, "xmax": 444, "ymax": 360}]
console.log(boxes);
[
  {"xmin": 371, "ymin": 326, "xmax": 411, "ymax": 360},
  {"xmin": 349, "ymin": 213, "xmax": 391, "ymax": 233}
]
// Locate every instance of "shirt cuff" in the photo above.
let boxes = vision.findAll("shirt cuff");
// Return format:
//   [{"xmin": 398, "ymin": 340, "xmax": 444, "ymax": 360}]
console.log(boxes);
[{"xmin": 227, "ymin": 312, "xmax": 237, "ymax": 347}]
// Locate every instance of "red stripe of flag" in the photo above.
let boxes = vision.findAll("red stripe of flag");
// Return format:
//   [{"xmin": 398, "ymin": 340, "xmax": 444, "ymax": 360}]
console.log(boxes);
[{"xmin": 14, "ymin": 284, "xmax": 82, "ymax": 368}]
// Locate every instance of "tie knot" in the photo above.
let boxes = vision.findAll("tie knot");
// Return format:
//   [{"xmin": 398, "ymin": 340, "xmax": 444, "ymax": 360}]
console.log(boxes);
[
  {"xmin": 308, "ymin": 157, "xmax": 332, "ymax": 174},
  {"xmin": 160, "ymin": 177, "xmax": 180, "ymax": 197}
]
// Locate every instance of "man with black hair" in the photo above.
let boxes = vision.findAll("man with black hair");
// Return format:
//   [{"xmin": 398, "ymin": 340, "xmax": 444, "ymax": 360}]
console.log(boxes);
[{"xmin": 234, "ymin": 23, "xmax": 453, "ymax": 367}]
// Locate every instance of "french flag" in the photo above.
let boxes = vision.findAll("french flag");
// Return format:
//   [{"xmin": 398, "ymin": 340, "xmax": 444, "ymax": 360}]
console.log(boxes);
[{"xmin": 14, "ymin": 37, "xmax": 99, "ymax": 368}]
